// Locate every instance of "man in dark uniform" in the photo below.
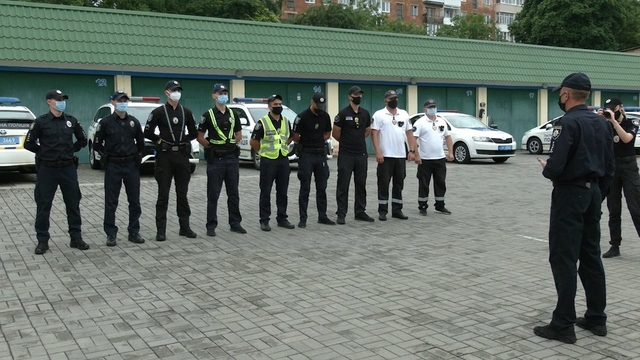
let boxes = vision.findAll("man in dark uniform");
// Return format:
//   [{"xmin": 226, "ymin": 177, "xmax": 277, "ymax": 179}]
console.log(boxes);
[
  {"xmin": 332, "ymin": 86, "xmax": 374, "ymax": 225},
  {"xmin": 598, "ymin": 98, "xmax": 640, "ymax": 258},
  {"xmin": 249, "ymin": 94, "xmax": 296, "ymax": 231},
  {"xmin": 535, "ymin": 73, "xmax": 615, "ymax": 343},
  {"xmin": 24, "ymin": 89, "xmax": 90, "ymax": 255},
  {"xmin": 144, "ymin": 80, "xmax": 198, "ymax": 241},
  {"xmin": 197, "ymin": 83, "xmax": 246, "ymax": 237},
  {"xmin": 293, "ymin": 92, "xmax": 336, "ymax": 228},
  {"xmin": 93, "ymin": 91, "xmax": 146, "ymax": 247}
]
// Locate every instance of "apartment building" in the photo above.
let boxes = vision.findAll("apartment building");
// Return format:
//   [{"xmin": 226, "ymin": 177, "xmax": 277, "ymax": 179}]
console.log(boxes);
[
  {"xmin": 494, "ymin": 0, "xmax": 524, "ymax": 41},
  {"xmin": 281, "ymin": 0, "xmax": 426, "ymax": 26}
]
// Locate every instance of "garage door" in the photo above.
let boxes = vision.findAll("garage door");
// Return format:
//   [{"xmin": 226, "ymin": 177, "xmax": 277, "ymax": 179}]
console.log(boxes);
[
  {"xmin": 245, "ymin": 81, "xmax": 325, "ymax": 115},
  {"xmin": 487, "ymin": 88, "xmax": 538, "ymax": 147},
  {"xmin": 417, "ymin": 86, "xmax": 476, "ymax": 115}
]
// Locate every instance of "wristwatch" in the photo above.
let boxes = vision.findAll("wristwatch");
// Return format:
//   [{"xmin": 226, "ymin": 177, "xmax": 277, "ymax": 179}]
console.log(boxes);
[{"xmin": 409, "ymin": 150, "xmax": 415, "ymax": 153}]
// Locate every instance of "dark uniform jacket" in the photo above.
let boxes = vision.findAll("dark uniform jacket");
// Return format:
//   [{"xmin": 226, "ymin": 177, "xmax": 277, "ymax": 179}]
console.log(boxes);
[
  {"xmin": 93, "ymin": 112, "xmax": 145, "ymax": 157},
  {"xmin": 543, "ymin": 104, "xmax": 615, "ymax": 195},
  {"xmin": 144, "ymin": 103, "xmax": 197, "ymax": 145},
  {"xmin": 24, "ymin": 111, "xmax": 87, "ymax": 161}
]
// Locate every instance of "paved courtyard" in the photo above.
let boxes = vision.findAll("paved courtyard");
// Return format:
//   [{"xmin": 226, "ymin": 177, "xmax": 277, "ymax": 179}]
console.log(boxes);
[{"xmin": 1, "ymin": 151, "xmax": 639, "ymax": 359}]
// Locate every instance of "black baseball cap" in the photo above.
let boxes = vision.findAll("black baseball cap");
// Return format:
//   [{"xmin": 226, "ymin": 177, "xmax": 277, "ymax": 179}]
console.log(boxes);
[
  {"xmin": 423, "ymin": 99, "xmax": 437, "ymax": 108},
  {"xmin": 603, "ymin": 97, "xmax": 622, "ymax": 109},
  {"xmin": 267, "ymin": 94, "xmax": 283, "ymax": 104},
  {"xmin": 165, "ymin": 80, "xmax": 183, "ymax": 91},
  {"xmin": 552, "ymin": 72, "xmax": 591, "ymax": 92},
  {"xmin": 384, "ymin": 90, "xmax": 398, "ymax": 99},
  {"xmin": 348, "ymin": 86, "xmax": 363, "ymax": 95},
  {"xmin": 312, "ymin": 92, "xmax": 326, "ymax": 105},
  {"xmin": 110, "ymin": 91, "xmax": 130, "ymax": 101},
  {"xmin": 213, "ymin": 83, "xmax": 228, "ymax": 93},
  {"xmin": 45, "ymin": 89, "xmax": 68, "ymax": 100}
]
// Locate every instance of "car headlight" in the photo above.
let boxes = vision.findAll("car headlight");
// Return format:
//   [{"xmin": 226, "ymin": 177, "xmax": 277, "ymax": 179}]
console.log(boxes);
[{"xmin": 472, "ymin": 136, "xmax": 492, "ymax": 142}]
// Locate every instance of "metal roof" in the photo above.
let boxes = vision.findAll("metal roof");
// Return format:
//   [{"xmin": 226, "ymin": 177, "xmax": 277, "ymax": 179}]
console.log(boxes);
[{"xmin": 2, "ymin": 0, "xmax": 640, "ymax": 89}]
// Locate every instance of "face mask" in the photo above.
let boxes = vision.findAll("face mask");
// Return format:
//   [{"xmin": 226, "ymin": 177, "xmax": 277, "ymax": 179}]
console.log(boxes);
[
  {"xmin": 169, "ymin": 91, "xmax": 181, "ymax": 102},
  {"xmin": 55, "ymin": 101, "xmax": 66, "ymax": 112},
  {"xmin": 315, "ymin": 103, "xmax": 325, "ymax": 111},
  {"xmin": 115, "ymin": 102, "xmax": 128, "ymax": 113},
  {"xmin": 351, "ymin": 97, "xmax": 362, "ymax": 105},
  {"xmin": 217, "ymin": 95, "xmax": 229, "ymax": 104},
  {"xmin": 614, "ymin": 110, "xmax": 622, "ymax": 119},
  {"xmin": 557, "ymin": 97, "xmax": 566, "ymax": 112},
  {"xmin": 388, "ymin": 99, "xmax": 398, "ymax": 109},
  {"xmin": 426, "ymin": 108, "xmax": 437, "ymax": 116},
  {"xmin": 272, "ymin": 106, "xmax": 283, "ymax": 115}
]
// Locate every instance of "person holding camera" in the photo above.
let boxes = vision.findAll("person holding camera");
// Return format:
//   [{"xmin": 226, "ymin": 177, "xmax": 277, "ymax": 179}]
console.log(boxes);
[
  {"xmin": 144, "ymin": 80, "xmax": 198, "ymax": 241},
  {"xmin": 599, "ymin": 97, "xmax": 640, "ymax": 258},
  {"xmin": 371, "ymin": 90, "xmax": 416, "ymax": 221},
  {"xmin": 197, "ymin": 83, "xmax": 246, "ymax": 237}
]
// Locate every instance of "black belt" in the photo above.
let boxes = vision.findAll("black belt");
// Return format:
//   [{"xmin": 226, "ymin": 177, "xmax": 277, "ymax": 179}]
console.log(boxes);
[
  {"xmin": 302, "ymin": 147, "xmax": 325, "ymax": 154},
  {"xmin": 553, "ymin": 178, "xmax": 599, "ymax": 189},
  {"xmin": 615, "ymin": 155, "xmax": 637, "ymax": 164},
  {"xmin": 109, "ymin": 155, "xmax": 135, "ymax": 163},
  {"xmin": 40, "ymin": 159, "xmax": 73, "ymax": 167}
]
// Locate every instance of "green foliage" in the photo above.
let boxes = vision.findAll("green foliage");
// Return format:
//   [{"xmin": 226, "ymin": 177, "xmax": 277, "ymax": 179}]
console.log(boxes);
[
  {"xmin": 509, "ymin": 0, "xmax": 640, "ymax": 50},
  {"xmin": 435, "ymin": 13, "xmax": 502, "ymax": 41}
]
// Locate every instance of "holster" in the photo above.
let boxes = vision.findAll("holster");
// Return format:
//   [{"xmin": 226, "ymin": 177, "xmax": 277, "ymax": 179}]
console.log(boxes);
[{"xmin": 100, "ymin": 153, "xmax": 108, "ymax": 167}]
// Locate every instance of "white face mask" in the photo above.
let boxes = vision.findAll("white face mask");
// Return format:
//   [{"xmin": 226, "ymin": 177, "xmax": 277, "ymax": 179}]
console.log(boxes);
[
  {"xmin": 426, "ymin": 108, "xmax": 437, "ymax": 116},
  {"xmin": 169, "ymin": 91, "xmax": 181, "ymax": 102}
]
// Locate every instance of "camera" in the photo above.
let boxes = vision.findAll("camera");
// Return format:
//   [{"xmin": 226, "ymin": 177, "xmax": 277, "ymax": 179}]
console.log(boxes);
[{"xmin": 603, "ymin": 110, "xmax": 612, "ymax": 118}]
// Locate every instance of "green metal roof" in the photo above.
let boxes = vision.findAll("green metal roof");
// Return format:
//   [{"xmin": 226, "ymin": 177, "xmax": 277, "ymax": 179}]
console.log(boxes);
[{"xmin": 2, "ymin": 0, "xmax": 640, "ymax": 89}]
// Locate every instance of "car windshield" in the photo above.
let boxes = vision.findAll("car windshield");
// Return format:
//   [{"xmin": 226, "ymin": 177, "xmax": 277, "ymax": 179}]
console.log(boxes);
[
  {"xmin": 248, "ymin": 107, "xmax": 298, "ymax": 123},
  {"xmin": 444, "ymin": 114, "xmax": 488, "ymax": 129},
  {"xmin": 0, "ymin": 110, "xmax": 34, "ymax": 122}
]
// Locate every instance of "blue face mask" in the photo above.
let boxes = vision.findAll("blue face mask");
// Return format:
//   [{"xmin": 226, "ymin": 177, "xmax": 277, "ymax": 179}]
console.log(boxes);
[
  {"xmin": 217, "ymin": 95, "xmax": 229, "ymax": 104},
  {"xmin": 115, "ymin": 102, "xmax": 128, "ymax": 113},
  {"xmin": 426, "ymin": 107, "xmax": 437, "ymax": 116},
  {"xmin": 55, "ymin": 101, "xmax": 66, "ymax": 112}
]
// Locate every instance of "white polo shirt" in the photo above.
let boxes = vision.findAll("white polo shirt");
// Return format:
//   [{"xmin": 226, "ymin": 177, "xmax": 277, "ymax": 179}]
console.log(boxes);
[
  {"xmin": 413, "ymin": 115, "xmax": 449, "ymax": 160},
  {"xmin": 371, "ymin": 108, "xmax": 411, "ymax": 158}
]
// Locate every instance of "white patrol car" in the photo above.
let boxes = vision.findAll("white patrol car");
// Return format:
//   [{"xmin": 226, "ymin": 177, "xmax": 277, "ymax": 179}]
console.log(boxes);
[
  {"xmin": 409, "ymin": 111, "xmax": 516, "ymax": 163},
  {"xmin": 0, "ymin": 97, "xmax": 37, "ymax": 173},
  {"xmin": 521, "ymin": 116, "xmax": 562, "ymax": 154},
  {"xmin": 87, "ymin": 97, "xmax": 200, "ymax": 173},
  {"xmin": 226, "ymin": 98, "xmax": 333, "ymax": 169}
]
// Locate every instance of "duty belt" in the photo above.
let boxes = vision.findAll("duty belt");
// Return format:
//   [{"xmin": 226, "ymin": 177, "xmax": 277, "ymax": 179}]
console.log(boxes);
[
  {"xmin": 109, "ymin": 155, "xmax": 135, "ymax": 163},
  {"xmin": 302, "ymin": 147, "xmax": 325, "ymax": 154},
  {"xmin": 553, "ymin": 178, "xmax": 599, "ymax": 189},
  {"xmin": 40, "ymin": 159, "xmax": 73, "ymax": 168}
]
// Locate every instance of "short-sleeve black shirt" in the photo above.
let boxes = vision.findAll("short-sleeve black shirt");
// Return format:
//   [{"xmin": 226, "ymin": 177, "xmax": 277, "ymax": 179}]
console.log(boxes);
[
  {"xmin": 612, "ymin": 116, "xmax": 638, "ymax": 158},
  {"xmin": 293, "ymin": 107, "xmax": 332, "ymax": 148},
  {"xmin": 334, "ymin": 105, "xmax": 371, "ymax": 155},
  {"xmin": 198, "ymin": 106, "xmax": 242, "ymax": 151}
]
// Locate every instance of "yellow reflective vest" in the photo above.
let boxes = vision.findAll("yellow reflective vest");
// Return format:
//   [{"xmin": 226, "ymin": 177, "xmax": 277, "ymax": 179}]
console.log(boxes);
[{"xmin": 258, "ymin": 114, "xmax": 289, "ymax": 159}]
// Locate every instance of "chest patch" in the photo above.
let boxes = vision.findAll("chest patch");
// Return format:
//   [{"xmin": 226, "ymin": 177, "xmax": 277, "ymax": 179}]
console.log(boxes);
[
  {"xmin": 66, "ymin": 120, "xmax": 72, "ymax": 128},
  {"xmin": 172, "ymin": 117, "xmax": 179, "ymax": 124},
  {"xmin": 130, "ymin": 121, "xmax": 135, "ymax": 128},
  {"xmin": 314, "ymin": 123, "xmax": 319, "ymax": 129}
]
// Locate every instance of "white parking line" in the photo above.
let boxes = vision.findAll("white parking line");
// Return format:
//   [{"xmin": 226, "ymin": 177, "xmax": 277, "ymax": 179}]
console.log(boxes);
[{"xmin": 517, "ymin": 235, "xmax": 548, "ymax": 243}]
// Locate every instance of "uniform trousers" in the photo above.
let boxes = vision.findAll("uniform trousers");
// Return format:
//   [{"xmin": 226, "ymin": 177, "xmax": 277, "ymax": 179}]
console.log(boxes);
[
  {"xmin": 206, "ymin": 154, "xmax": 241, "ymax": 231},
  {"xmin": 104, "ymin": 161, "xmax": 141, "ymax": 237},
  {"xmin": 417, "ymin": 158, "xmax": 447, "ymax": 210},
  {"xmin": 336, "ymin": 152, "xmax": 368, "ymax": 217},
  {"xmin": 34, "ymin": 163, "xmax": 82, "ymax": 243},
  {"xmin": 377, "ymin": 157, "xmax": 406, "ymax": 214},
  {"xmin": 154, "ymin": 150, "xmax": 192, "ymax": 232},
  {"xmin": 607, "ymin": 156, "xmax": 640, "ymax": 246},
  {"xmin": 549, "ymin": 183, "xmax": 607, "ymax": 328},
  {"xmin": 297, "ymin": 152, "xmax": 329, "ymax": 222},
  {"xmin": 259, "ymin": 156, "xmax": 290, "ymax": 224}
]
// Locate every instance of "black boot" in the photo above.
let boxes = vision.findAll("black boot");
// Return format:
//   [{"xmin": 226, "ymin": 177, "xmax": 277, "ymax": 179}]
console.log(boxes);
[{"xmin": 602, "ymin": 245, "xmax": 620, "ymax": 258}]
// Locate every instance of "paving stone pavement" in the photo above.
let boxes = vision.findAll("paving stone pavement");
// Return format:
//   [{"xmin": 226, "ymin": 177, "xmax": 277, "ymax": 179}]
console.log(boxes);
[{"xmin": 1, "ymin": 152, "xmax": 640, "ymax": 360}]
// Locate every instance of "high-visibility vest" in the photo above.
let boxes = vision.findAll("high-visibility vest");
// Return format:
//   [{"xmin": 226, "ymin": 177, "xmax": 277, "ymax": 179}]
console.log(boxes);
[
  {"xmin": 207, "ymin": 107, "xmax": 235, "ymax": 145},
  {"xmin": 258, "ymin": 114, "xmax": 289, "ymax": 159}
]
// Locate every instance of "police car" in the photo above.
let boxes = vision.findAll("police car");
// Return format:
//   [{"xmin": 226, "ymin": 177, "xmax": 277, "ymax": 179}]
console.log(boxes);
[
  {"xmin": 409, "ymin": 111, "xmax": 516, "ymax": 163},
  {"xmin": 87, "ymin": 97, "xmax": 200, "ymax": 173},
  {"xmin": 0, "ymin": 97, "xmax": 37, "ymax": 173},
  {"xmin": 520, "ymin": 116, "xmax": 562, "ymax": 154},
  {"xmin": 227, "ymin": 98, "xmax": 333, "ymax": 169}
]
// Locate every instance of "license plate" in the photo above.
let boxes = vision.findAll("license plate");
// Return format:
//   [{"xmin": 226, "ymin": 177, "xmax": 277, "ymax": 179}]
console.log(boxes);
[
  {"xmin": 498, "ymin": 145, "xmax": 512, "ymax": 151},
  {"xmin": 0, "ymin": 136, "xmax": 20, "ymax": 145}
]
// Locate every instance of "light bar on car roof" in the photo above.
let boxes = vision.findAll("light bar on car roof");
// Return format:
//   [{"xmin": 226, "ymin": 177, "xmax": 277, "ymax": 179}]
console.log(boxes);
[
  {"xmin": 437, "ymin": 110, "xmax": 459, "ymax": 113},
  {"xmin": 0, "ymin": 97, "xmax": 21, "ymax": 105},
  {"xmin": 129, "ymin": 96, "xmax": 160, "ymax": 102},
  {"xmin": 233, "ymin": 97, "xmax": 269, "ymax": 103}
]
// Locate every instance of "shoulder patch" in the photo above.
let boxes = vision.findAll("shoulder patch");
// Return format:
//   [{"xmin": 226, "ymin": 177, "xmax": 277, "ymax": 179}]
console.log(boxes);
[
  {"xmin": 254, "ymin": 122, "xmax": 262, "ymax": 131},
  {"xmin": 412, "ymin": 126, "xmax": 417, "ymax": 132},
  {"xmin": 147, "ymin": 113, "xmax": 153, "ymax": 122},
  {"xmin": 334, "ymin": 115, "xmax": 340, "ymax": 124},
  {"xmin": 200, "ymin": 116, "xmax": 207, "ymax": 124},
  {"xmin": 294, "ymin": 117, "xmax": 300, "ymax": 124},
  {"xmin": 95, "ymin": 123, "xmax": 101, "ymax": 132},
  {"xmin": 552, "ymin": 125, "xmax": 562, "ymax": 140}
]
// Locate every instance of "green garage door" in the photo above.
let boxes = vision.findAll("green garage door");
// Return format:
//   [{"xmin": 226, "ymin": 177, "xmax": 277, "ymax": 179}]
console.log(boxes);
[
  {"xmin": 417, "ymin": 86, "xmax": 476, "ymax": 115},
  {"xmin": 600, "ymin": 91, "xmax": 639, "ymax": 108},
  {"xmin": 245, "ymin": 81, "xmax": 325, "ymax": 115},
  {"xmin": 487, "ymin": 88, "xmax": 538, "ymax": 147},
  {"xmin": 3, "ymin": 70, "xmax": 114, "ymax": 163}
]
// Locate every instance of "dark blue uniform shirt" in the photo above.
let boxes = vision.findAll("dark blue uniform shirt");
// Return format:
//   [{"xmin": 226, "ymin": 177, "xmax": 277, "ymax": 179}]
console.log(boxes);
[
  {"xmin": 198, "ymin": 106, "xmax": 242, "ymax": 152},
  {"xmin": 293, "ymin": 108, "xmax": 332, "ymax": 148},
  {"xmin": 24, "ymin": 111, "xmax": 87, "ymax": 161},
  {"xmin": 93, "ymin": 112, "xmax": 145, "ymax": 157}
]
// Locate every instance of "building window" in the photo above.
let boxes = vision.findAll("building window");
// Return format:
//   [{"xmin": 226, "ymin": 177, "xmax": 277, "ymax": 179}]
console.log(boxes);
[
  {"xmin": 322, "ymin": 0, "xmax": 331, "ymax": 4},
  {"xmin": 396, "ymin": 3, "xmax": 403, "ymax": 19},
  {"xmin": 444, "ymin": 7, "xmax": 458, "ymax": 19},
  {"xmin": 339, "ymin": 0, "xmax": 349, "ymax": 4},
  {"xmin": 497, "ymin": 12, "xmax": 515, "ymax": 25},
  {"xmin": 484, "ymin": 0, "xmax": 491, "ymax": 5},
  {"xmin": 411, "ymin": 4, "xmax": 419, "ymax": 16},
  {"xmin": 287, "ymin": 13, "xmax": 295, "ymax": 19},
  {"xmin": 287, "ymin": 0, "xmax": 294, "ymax": 8},
  {"xmin": 305, "ymin": 0, "xmax": 315, "ymax": 3},
  {"xmin": 498, "ymin": 0, "xmax": 524, "ymax": 5},
  {"xmin": 472, "ymin": 0, "xmax": 477, "ymax": 9},
  {"xmin": 484, "ymin": 14, "xmax": 491, "ymax": 23},
  {"xmin": 425, "ymin": 6, "xmax": 436, "ymax": 18},
  {"xmin": 381, "ymin": 1, "xmax": 390, "ymax": 13}
]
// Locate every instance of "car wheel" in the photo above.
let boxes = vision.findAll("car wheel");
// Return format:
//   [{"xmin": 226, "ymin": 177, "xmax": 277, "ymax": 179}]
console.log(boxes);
[
  {"xmin": 453, "ymin": 143, "xmax": 471, "ymax": 164},
  {"xmin": 527, "ymin": 137, "xmax": 543, "ymax": 154},
  {"xmin": 190, "ymin": 164, "xmax": 196, "ymax": 174},
  {"xmin": 252, "ymin": 149, "xmax": 261, "ymax": 170},
  {"xmin": 492, "ymin": 157, "xmax": 508, "ymax": 163},
  {"xmin": 89, "ymin": 142, "xmax": 101, "ymax": 170}
]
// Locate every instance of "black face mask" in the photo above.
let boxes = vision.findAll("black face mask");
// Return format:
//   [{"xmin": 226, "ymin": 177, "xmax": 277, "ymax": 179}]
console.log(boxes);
[
  {"xmin": 388, "ymin": 99, "xmax": 398, "ymax": 109},
  {"xmin": 558, "ymin": 96, "xmax": 566, "ymax": 112},
  {"xmin": 614, "ymin": 110, "xmax": 622, "ymax": 119},
  {"xmin": 351, "ymin": 96, "xmax": 362, "ymax": 105},
  {"xmin": 272, "ymin": 106, "xmax": 283, "ymax": 115}
]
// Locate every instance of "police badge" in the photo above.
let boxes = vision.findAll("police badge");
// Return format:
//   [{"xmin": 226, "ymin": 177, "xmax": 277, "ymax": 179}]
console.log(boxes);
[
  {"xmin": 314, "ymin": 124, "xmax": 319, "ymax": 129},
  {"xmin": 66, "ymin": 120, "xmax": 72, "ymax": 128},
  {"xmin": 130, "ymin": 121, "xmax": 135, "ymax": 127},
  {"xmin": 172, "ymin": 117, "xmax": 179, "ymax": 124}
]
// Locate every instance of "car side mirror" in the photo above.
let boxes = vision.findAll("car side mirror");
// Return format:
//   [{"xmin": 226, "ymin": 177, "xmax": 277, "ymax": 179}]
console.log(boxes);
[
  {"xmin": 240, "ymin": 117, "xmax": 249, "ymax": 126},
  {"xmin": 545, "ymin": 123, "xmax": 553, "ymax": 130},
  {"xmin": 489, "ymin": 124, "xmax": 498, "ymax": 129}
]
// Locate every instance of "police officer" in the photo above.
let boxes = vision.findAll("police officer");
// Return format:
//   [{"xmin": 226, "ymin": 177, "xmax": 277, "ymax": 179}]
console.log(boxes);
[
  {"xmin": 535, "ymin": 73, "xmax": 615, "ymax": 343},
  {"xmin": 598, "ymin": 98, "xmax": 640, "ymax": 258},
  {"xmin": 93, "ymin": 91, "xmax": 146, "ymax": 247},
  {"xmin": 197, "ymin": 83, "xmax": 246, "ymax": 237},
  {"xmin": 249, "ymin": 94, "xmax": 295, "ymax": 231},
  {"xmin": 412, "ymin": 99, "xmax": 454, "ymax": 216},
  {"xmin": 24, "ymin": 89, "xmax": 89, "ymax": 255},
  {"xmin": 144, "ymin": 80, "xmax": 198, "ymax": 241},
  {"xmin": 333, "ymin": 86, "xmax": 374, "ymax": 225},
  {"xmin": 293, "ymin": 92, "xmax": 335, "ymax": 228},
  {"xmin": 371, "ymin": 90, "xmax": 416, "ymax": 221}
]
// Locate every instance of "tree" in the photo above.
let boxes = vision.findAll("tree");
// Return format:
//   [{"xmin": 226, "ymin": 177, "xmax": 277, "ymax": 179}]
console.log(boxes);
[
  {"xmin": 435, "ymin": 13, "xmax": 502, "ymax": 41},
  {"xmin": 509, "ymin": 0, "xmax": 640, "ymax": 51}
]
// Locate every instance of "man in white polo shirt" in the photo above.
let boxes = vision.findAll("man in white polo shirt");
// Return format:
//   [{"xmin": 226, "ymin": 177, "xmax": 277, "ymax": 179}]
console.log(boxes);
[
  {"xmin": 371, "ymin": 90, "xmax": 416, "ymax": 221},
  {"xmin": 413, "ymin": 99, "xmax": 453, "ymax": 216}
]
